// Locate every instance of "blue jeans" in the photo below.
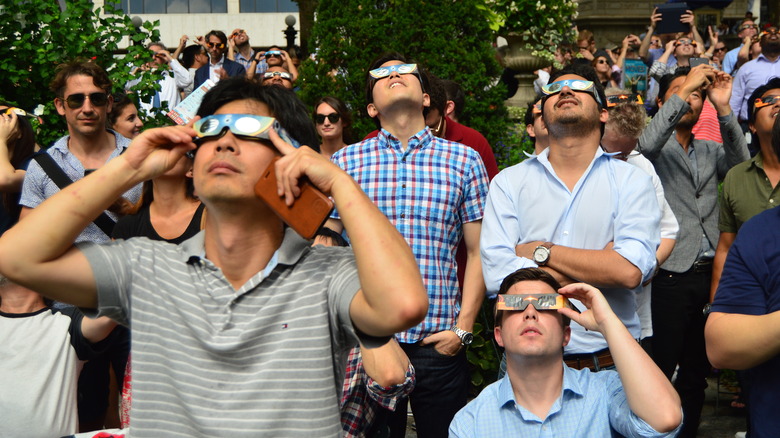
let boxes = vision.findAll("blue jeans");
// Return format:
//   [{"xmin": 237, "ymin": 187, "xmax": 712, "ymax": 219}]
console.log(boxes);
[{"xmin": 389, "ymin": 342, "xmax": 468, "ymax": 438}]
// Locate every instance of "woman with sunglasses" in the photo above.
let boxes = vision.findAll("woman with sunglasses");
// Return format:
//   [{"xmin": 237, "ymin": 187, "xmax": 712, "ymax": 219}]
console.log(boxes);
[
  {"xmin": 313, "ymin": 96, "xmax": 353, "ymax": 159},
  {"xmin": 0, "ymin": 104, "xmax": 36, "ymax": 233}
]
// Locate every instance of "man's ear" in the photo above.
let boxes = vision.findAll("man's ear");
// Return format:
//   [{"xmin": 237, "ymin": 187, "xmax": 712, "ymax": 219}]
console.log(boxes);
[
  {"xmin": 422, "ymin": 93, "xmax": 431, "ymax": 109},
  {"xmin": 748, "ymin": 122, "xmax": 757, "ymax": 135},
  {"xmin": 494, "ymin": 325, "xmax": 505, "ymax": 348},
  {"xmin": 656, "ymin": 97, "xmax": 664, "ymax": 109},
  {"xmin": 525, "ymin": 124, "xmax": 536, "ymax": 138},
  {"xmin": 106, "ymin": 94, "xmax": 114, "ymax": 115},
  {"xmin": 562, "ymin": 326, "xmax": 571, "ymax": 347},
  {"xmin": 599, "ymin": 107, "xmax": 609, "ymax": 124},
  {"xmin": 54, "ymin": 98, "xmax": 66, "ymax": 116},
  {"xmin": 366, "ymin": 103, "xmax": 378, "ymax": 118},
  {"xmin": 445, "ymin": 100, "xmax": 456, "ymax": 118}
]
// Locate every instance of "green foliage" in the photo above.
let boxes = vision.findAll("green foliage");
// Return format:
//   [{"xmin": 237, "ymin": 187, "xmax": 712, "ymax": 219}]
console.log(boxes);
[
  {"xmin": 0, "ymin": 0, "xmax": 164, "ymax": 147},
  {"xmin": 482, "ymin": 0, "xmax": 579, "ymax": 64},
  {"xmin": 298, "ymin": 0, "xmax": 511, "ymax": 148},
  {"xmin": 467, "ymin": 299, "xmax": 501, "ymax": 392}
]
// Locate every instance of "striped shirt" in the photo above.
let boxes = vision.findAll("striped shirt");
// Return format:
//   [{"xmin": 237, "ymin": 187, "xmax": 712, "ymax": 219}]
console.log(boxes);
[
  {"xmin": 331, "ymin": 128, "xmax": 488, "ymax": 343},
  {"xmin": 78, "ymin": 229, "xmax": 361, "ymax": 437}
]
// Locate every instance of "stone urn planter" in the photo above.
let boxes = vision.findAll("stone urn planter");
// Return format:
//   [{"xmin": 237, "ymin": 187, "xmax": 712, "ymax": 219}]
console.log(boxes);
[{"xmin": 502, "ymin": 33, "xmax": 549, "ymax": 108}]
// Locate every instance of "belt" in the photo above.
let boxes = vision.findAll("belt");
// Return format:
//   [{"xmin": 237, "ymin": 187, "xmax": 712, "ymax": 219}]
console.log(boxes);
[
  {"xmin": 563, "ymin": 348, "xmax": 614, "ymax": 371},
  {"xmin": 692, "ymin": 259, "xmax": 713, "ymax": 273}
]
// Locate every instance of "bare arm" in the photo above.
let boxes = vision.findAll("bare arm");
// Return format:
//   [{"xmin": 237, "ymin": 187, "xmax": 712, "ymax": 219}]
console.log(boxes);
[
  {"xmin": 281, "ymin": 50, "xmax": 299, "ymax": 82},
  {"xmin": 0, "ymin": 126, "xmax": 199, "ymax": 308},
  {"xmin": 657, "ymin": 237, "xmax": 675, "ymax": 267},
  {"xmin": 682, "ymin": 10, "xmax": 704, "ymax": 52},
  {"xmin": 81, "ymin": 316, "xmax": 119, "ymax": 344},
  {"xmin": 706, "ymin": 311, "xmax": 780, "ymax": 369},
  {"xmin": 516, "ymin": 242, "xmax": 642, "ymax": 289},
  {"xmin": 0, "ymin": 112, "xmax": 25, "ymax": 191},
  {"xmin": 171, "ymin": 35, "xmax": 188, "ymax": 61},
  {"xmin": 638, "ymin": 8, "xmax": 660, "ymax": 61},
  {"xmin": 709, "ymin": 232, "xmax": 735, "ymax": 301},
  {"xmin": 271, "ymin": 135, "xmax": 427, "ymax": 337},
  {"xmin": 735, "ymin": 37, "xmax": 752, "ymax": 70},
  {"xmin": 455, "ymin": 220, "xmax": 485, "ymax": 333},
  {"xmin": 560, "ymin": 283, "xmax": 682, "ymax": 433},
  {"xmin": 361, "ymin": 339, "xmax": 411, "ymax": 387}
]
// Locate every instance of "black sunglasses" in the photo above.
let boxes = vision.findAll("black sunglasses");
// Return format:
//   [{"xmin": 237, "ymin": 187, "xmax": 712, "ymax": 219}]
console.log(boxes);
[
  {"xmin": 315, "ymin": 113, "xmax": 340, "ymax": 124},
  {"xmin": 63, "ymin": 92, "xmax": 108, "ymax": 109}
]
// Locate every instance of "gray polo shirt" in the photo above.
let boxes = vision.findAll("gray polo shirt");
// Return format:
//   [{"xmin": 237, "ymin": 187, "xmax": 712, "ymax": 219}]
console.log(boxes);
[{"xmin": 78, "ymin": 228, "xmax": 361, "ymax": 437}]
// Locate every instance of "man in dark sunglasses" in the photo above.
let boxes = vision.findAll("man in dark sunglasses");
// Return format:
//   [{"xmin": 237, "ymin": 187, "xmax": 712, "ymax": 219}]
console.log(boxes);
[
  {"xmin": 193, "ymin": 30, "xmax": 246, "ymax": 89},
  {"xmin": 19, "ymin": 59, "xmax": 143, "ymax": 431}
]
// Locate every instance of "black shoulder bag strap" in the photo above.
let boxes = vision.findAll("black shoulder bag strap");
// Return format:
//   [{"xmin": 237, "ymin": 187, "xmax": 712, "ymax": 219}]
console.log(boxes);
[{"xmin": 33, "ymin": 153, "xmax": 117, "ymax": 237}]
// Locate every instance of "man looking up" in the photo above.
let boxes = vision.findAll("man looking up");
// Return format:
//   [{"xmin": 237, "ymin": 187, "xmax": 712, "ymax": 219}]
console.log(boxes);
[
  {"xmin": 730, "ymin": 26, "xmax": 780, "ymax": 128},
  {"xmin": 481, "ymin": 64, "xmax": 661, "ymax": 370},
  {"xmin": 0, "ymin": 78, "xmax": 428, "ymax": 437},
  {"xmin": 260, "ymin": 66, "xmax": 295, "ymax": 90},
  {"xmin": 329, "ymin": 53, "xmax": 489, "ymax": 438},
  {"xmin": 450, "ymin": 268, "xmax": 682, "ymax": 437},
  {"xmin": 193, "ymin": 30, "xmax": 246, "ymax": 89},
  {"xmin": 132, "ymin": 42, "xmax": 192, "ymax": 114},
  {"xmin": 226, "ymin": 29, "xmax": 261, "ymax": 74},
  {"xmin": 637, "ymin": 64, "xmax": 749, "ymax": 437},
  {"xmin": 723, "ymin": 19, "xmax": 759, "ymax": 74}
]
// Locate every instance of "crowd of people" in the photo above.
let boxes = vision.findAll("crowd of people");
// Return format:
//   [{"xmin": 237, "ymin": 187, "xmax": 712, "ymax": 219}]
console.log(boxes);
[{"xmin": 0, "ymin": 7, "xmax": 779, "ymax": 438}]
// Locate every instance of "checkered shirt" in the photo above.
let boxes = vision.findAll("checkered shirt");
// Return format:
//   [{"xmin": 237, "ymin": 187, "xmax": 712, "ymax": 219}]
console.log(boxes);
[
  {"xmin": 340, "ymin": 346, "xmax": 415, "ymax": 438},
  {"xmin": 331, "ymin": 128, "xmax": 488, "ymax": 342}
]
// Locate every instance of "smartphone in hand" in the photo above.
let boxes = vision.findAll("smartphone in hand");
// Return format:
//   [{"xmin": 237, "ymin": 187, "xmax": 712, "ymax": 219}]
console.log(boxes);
[
  {"xmin": 254, "ymin": 157, "xmax": 334, "ymax": 240},
  {"xmin": 689, "ymin": 57, "xmax": 709, "ymax": 68}
]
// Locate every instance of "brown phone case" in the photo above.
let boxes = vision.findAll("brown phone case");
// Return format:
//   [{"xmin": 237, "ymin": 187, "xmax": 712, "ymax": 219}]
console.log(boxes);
[{"xmin": 254, "ymin": 157, "xmax": 334, "ymax": 240}]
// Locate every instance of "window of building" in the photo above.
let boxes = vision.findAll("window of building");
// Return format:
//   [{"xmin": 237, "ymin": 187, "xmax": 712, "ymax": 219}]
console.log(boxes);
[
  {"xmin": 115, "ymin": 0, "xmax": 228, "ymax": 14},
  {"xmin": 239, "ymin": 0, "xmax": 298, "ymax": 13}
]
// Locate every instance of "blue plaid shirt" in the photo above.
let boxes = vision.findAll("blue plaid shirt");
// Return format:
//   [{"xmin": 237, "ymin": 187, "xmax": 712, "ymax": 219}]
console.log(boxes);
[
  {"xmin": 331, "ymin": 127, "xmax": 488, "ymax": 343},
  {"xmin": 450, "ymin": 364, "xmax": 682, "ymax": 437}
]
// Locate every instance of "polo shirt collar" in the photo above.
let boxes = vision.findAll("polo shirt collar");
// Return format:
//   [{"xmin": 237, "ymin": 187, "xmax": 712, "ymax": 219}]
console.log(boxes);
[{"xmin": 180, "ymin": 227, "xmax": 310, "ymax": 266}]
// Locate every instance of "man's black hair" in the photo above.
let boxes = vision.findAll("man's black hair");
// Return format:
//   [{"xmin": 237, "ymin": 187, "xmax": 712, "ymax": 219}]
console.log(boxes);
[
  {"xmin": 205, "ymin": 30, "xmax": 227, "ymax": 45},
  {"xmin": 523, "ymin": 96, "xmax": 543, "ymax": 147},
  {"xmin": 364, "ymin": 52, "xmax": 428, "ymax": 105},
  {"xmin": 441, "ymin": 79, "xmax": 465, "ymax": 119},
  {"xmin": 197, "ymin": 76, "xmax": 319, "ymax": 151},
  {"xmin": 180, "ymin": 44, "xmax": 205, "ymax": 70},
  {"xmin": 748, "ymin": 77, "xmax": 780, "ymax": 125},
  {"xmin": 425, "ymin": 72, "xmax": 447, "ymax": 116},
  {"xmin": 657, "ymin": 67, "xmax": 695, "ymax": 104},
  {"xmin": 546, "ymin": 63, "xmax": 607, "ymax": 111}
]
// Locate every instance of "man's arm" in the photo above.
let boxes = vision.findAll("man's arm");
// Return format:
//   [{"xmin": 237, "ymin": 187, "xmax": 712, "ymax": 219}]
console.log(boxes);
[
  {"xmin": 638, "ymin": 8, "xmax": 661, "ymax": 62},
  {"xmin": 281, "ymin": 50, "xmax": 299, "ymax": 82},
  {"xmin": 560, "ymin": 283, "xmax": 682, "ymax": 433},
  {"xmin": 709, "ymin": 231, "xmax": 735, "ymax": 301},
  {"xmin": 361, "ymin": 339, "xmax": 411, "ymax": 388},
  {"xmin": 81, "ymin": 316, "xmax": 119, "ymax": 344},
  {"xmin": 0, "ymin": 112, "xmax": 26, "ymax": 191},
  {"xmin": 0, "ymin": 126, "xmax": 199, "ymax": 308},
  {"xmin": 271, "ymin": 135, "xmax": 427, "ymax": 337},
  {"xmin": 420, "ymin": 220, "xmax": 486, "ymax": 355},
  {"xmin": 706, "ymin": 311, "xmax": 780, "ymax": 369},
  {"xmin": 707, "ymin": 70, "xmax": 749, "ymax": 174},
  {"xmin": 516, "ymin": 243, "xmax": 643, "ymax": 289},
  {"xmin": 168, "ymin": 57, "xmax": 193, "ymax": 90}
]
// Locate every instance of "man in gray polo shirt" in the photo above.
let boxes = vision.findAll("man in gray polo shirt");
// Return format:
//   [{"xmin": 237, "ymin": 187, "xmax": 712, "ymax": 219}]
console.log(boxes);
[{"xmin": 0, "ymin": 79, "xmax": 428, "ymax": 437}]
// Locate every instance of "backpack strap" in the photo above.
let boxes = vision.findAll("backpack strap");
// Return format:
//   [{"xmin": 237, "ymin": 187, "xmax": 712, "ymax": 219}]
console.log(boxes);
[{"xmin": 33, "ymin": 153, "xmax": 117, "ymax": 237}]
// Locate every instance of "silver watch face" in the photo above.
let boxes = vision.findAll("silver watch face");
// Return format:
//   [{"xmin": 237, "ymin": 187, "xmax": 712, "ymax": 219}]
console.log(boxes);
[
  {"xmin": 533, "ymin": 246, "xmax": 549, "ymax": 264},
  {"xmin": 462, "ymin": 333, "xmax": 474, "ymax": 345}
]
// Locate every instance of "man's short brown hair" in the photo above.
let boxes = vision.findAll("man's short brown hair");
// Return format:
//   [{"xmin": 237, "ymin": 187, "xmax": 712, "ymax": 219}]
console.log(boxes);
[
  {"xmin": 50, "ymin": 60, "xmax": 112, "ymax": 98},
  {"xmin": 495, "ymin": 268, "xmax": 570, "ymax": 327}
]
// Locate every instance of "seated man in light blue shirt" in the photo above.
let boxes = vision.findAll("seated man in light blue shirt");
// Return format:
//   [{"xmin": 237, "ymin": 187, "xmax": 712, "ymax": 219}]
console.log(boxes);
[{"xmin": 449, "ymin": 268, "xmax": 682, "ymax": 438}]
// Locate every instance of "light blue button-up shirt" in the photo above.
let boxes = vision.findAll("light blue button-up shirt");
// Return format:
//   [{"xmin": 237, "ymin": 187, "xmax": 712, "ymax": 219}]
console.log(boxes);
[
  {"xmin": 449, "ymin": 364, "xmax": 681, "ymax": 438},
  {"xmin": 480, "ymin": 148, "xmax": 660, "ymax": 353}
]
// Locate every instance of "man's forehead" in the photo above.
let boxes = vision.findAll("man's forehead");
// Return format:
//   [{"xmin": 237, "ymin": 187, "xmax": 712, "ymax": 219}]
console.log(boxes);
[
  {"xmin": 506, "ymin": 280, "xmax": 556, "ymax": 295},
  {"xmin": 554, "ymin": 74, "xmax": 587, "ymax": 83},
  {"xmin": 763, "ymin": 88, "xmax": 780, "ymax": 98}
]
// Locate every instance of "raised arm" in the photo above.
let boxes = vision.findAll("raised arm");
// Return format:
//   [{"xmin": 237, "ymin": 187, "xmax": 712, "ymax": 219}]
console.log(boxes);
[
  {"xmin": 560, "ymin": 283, "xmax": 682, "ymax": 433},
  {"xmin": 280, "ymin": 50, "xmax": 299, "ymax": 82},
  {"xmin": 171, "ymin": 35, "xmax": 188, "ymax": 61},
  {"xmin": 0, "ymin": 126, "xmax": 198, "ymax": 308},
  {"xmin": 638, "ymin": 8, "xmax": 661, "ymax": 62},
  {"xmin": 270, "ymin": 133, "xmax": 427, "ymax": 337},
  {"xmin": 0, "ymin": 112, "xmax": 26, "ymax": 191}
]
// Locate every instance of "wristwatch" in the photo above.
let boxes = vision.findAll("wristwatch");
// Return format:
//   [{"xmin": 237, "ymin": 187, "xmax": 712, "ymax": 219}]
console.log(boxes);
[
  {"xmin": 450, "ymin": 326, "xmax": 473, "ymax": 346},
  {"xmin": 532, "ymin": 242, "xmax": 555, "ymax": 266},
  {"xmin": 702, "ymin": 303, "xmax": 712, "ymax": 316}
]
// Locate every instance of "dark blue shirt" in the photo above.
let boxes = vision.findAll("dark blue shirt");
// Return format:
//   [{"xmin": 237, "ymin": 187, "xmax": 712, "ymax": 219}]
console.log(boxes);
[{"xmin": 712, "ymin": 206, "xmax": 780, "ymax": 438}]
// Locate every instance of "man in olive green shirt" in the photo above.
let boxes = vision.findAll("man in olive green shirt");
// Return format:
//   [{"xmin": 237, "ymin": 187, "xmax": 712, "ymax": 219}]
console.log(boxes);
[{"xmin": 711, "ymin": 77, "xmax": 780, "ymax": 301}]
